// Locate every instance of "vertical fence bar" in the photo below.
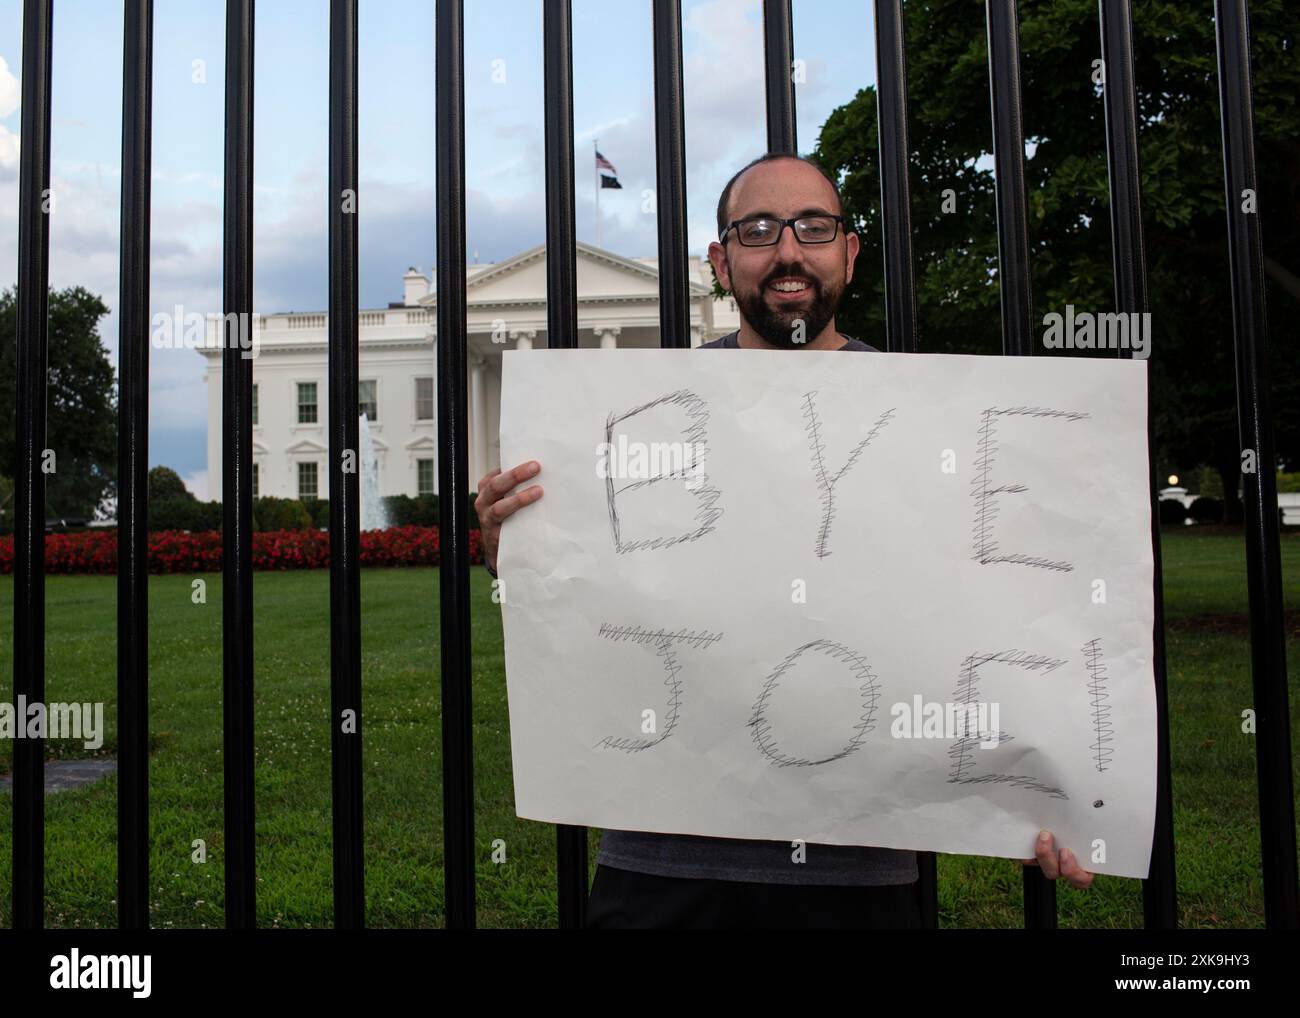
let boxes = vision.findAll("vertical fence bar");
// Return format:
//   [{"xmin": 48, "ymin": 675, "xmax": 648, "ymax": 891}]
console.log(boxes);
[
  {"xmin": 436, "ymin": 0, "xmax": 476, "ymax": 929},
  {"xmin": 222, "ymin": 0, "xmax": 256, "ymax": 929},
  {"xmin": 1097, "ymin": 0, "xmax": 1178, "ymax": 930},
  {"xmin": 984, "ymin": 0, "xmax": 1056, "ymax": 928},
  {"xmin": 542, "ymin": 0, "xmax": 588, "ymax": 929},
  {"xmin": 12, "ymin": 0, "xmax": 53, "ymax": 931},
  {"xmin": 872, "ymin": 0, "xmax": 933, "ymax": 928},
  {"xmin": 1097, "ymin": 0, "xmax": 1145, "ymax": 317},
  {"xmin": 652, "ymin": 0, "xmax": 689, "ymax": 349},
  {"xmin": 763, "ymin": 0, "xmax": 796, "ymax": 154},
  {"xmin": 872, "ymin": 0, "xmax": 918, "ymax": 356},
  {"xmin": 1213, "ymin": 0, "xmax": 1299, "ymax": 930},
  {"xmin": 328, "ymin": 0, "xmax": 365, "ymax": 929},
  {"xmin": 117, "ymin": 0, "xmax": 153, "ymax": 931},
  {"xmin": 984, "ymin": 0, "xmax": 1034, "ymax": 360}
]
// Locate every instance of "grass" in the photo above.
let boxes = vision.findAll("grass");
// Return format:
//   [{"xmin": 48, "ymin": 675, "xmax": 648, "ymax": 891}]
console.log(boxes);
[{"xmin": 0, "ymin": 528, "xmax": 1296, "ymax": 928}]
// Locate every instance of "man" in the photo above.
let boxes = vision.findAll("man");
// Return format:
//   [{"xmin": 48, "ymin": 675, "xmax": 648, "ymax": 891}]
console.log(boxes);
[{"xmin": 476, "ymin": 153, "xmax": 1094, "ymax": 928}]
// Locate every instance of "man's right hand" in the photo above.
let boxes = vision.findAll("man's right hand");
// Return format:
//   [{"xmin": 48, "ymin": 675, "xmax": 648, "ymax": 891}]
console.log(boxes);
[{"xmin": 475, "ymin": 461, "xmax": 543, "ymax": 573}]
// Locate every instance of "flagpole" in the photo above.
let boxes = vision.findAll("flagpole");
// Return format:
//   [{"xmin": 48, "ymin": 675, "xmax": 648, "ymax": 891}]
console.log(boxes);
[{"xmin": 595, "ymin": 138, "xmax": 601, "ymax": 249}]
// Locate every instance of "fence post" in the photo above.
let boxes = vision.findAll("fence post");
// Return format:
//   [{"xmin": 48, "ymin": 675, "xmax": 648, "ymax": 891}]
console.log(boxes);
[
  {"xmin": 435, "ymin": 0, "xmax": 476, "ymax": 930},
  {"xmin": 117, "ymin": 0, "xmax": 154, "ymax": 931},
  {"xmin": 872, "ymin": 0, "xmax": 937, "ymax": 929},
  {"xmin": 652, "ymin": 0, "xmax": 690, "ymax": 351},
  {"xmin": 221, "ymin": 0, "xmax": 257, "ymax": 930},
  {"xmin": 1096, "ymin": 0, "xmax": 1178, "ymax": 930},
  {"xmin": 328, "ymin": 0, "xmax": 365, "ymax": 929},
  {"xmin": 542, "ymin": 0, "xmax": 589, "ymax": 930},
  {"xmin": 12, "ymin": 0, "xmax": 54, "ymax": 932},
  {"xmin": 763, "ymin": 0, "xmax": 797, "ymax": 154},
  {"xmin": 1212, "ymin": 0, "xmax": 1299, "ymax": 930},
  {"xmin": 983, "ymin": 0, "xmax": 1057, "ymax": 929}
]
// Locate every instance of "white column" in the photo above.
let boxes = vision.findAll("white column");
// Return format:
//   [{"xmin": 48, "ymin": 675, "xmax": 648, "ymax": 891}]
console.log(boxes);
[
  {"xmin": 470, "ymin": 356, "xmax": 486, "ymax": 487},
  {"xmin": 512, "ymin": 329, "xmax": 535, "ymax": 351},
  {"xmin": 597, "ymin": 325, "xmax": 621, "ymax": 349},
  {"xmin": 689, "ymin": 324, "xmax": 703, "ymax": 348}
]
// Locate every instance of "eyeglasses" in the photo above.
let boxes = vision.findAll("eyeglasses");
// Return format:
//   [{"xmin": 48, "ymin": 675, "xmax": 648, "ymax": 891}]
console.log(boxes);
[{"xmin": 720, "ymin": 214, "xmax": 844, "ymax": 247}]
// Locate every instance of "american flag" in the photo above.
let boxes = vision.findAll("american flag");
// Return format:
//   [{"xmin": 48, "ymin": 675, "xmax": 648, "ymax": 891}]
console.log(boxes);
[{"xmin": 595, "ymin": 150, "xmax": 617, "ymax": 174}]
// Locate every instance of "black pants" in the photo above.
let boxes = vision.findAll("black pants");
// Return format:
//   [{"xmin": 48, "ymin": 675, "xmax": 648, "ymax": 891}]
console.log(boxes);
[{"xmin": 585, "ymin": 863, "xmax": 923, "ymax": 930}]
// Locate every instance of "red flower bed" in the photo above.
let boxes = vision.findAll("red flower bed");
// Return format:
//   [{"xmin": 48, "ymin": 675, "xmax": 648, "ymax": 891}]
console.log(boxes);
[{"xmin": 0, "ymin": 525, "xmax": 482, "ymax": 574}]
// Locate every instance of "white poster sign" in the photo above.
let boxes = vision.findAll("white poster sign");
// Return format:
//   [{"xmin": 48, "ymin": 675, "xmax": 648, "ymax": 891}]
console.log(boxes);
[{"xmin": 498, "ymin": 348, "xmax": 1156, "ymax": 879}]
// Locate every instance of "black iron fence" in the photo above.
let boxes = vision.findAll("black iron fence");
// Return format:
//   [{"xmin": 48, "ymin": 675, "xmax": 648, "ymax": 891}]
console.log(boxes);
[{"xmin": 8, "ymin": 0, "xmax": 1296, "ymax": 930}]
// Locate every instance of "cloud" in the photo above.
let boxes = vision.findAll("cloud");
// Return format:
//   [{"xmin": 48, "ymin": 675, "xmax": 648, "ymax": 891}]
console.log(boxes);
[
  {"xmin": 182, "ymin": 469, "xmax": 209, "ymax": 502},
  {"xmin": 0, "ymin": 125, "xmax": 17, "ymax": 170},
  {"xmin": 0, "ymin": 0, "xmax": 869, "ymax": 486},
  {"xmin": 0, "ymin": 56, "xmax": 18, "ymax": 119}
]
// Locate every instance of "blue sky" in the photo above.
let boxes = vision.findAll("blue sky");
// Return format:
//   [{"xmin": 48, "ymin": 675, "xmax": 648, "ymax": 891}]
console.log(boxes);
[{"xmin": 0, "ymin": 0, "xmax": 877, "ymax": 498}]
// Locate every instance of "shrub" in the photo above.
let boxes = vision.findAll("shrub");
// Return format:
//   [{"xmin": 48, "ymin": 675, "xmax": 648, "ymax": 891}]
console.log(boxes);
[
  {"xmin": 253, "ymin": 497, "xmax": 315, "ymax": 532},
  {"xmin": 413, "ymin": 494, "xmax": 439, "ymax": 527},
  {"xmin": 301, "ymin": 497, "xmax": 330, "ymax": 529},
  {"xmin": 1159, "ymin": 499, "xmax": 1189, "ymax": 527},
  {"xmin": 150, "ymin": 497, "xmax": 222, "ymax": 533},
  {"xmin": 1189, "ymin": 496, "xmax": 1225, "ymax": 524},
  {"xmin": 1194, "ymin": 465, "xmax": 1224, "ymax": 500},
  {"xmin": 383, "ymin": 494, "xmax": 421, "ymax": 527},
  {"xmin": 384, "ymin": 492, "xmax": 479, "ymax": 528},
  {"xmin": 193, "ymin": 500, "xmax": 224, "ymax": 532}
]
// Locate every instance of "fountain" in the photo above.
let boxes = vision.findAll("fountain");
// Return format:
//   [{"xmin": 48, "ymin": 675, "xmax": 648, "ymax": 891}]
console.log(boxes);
[{"xmin": 359, "ymin": 413, "xmax": 389, "ymax": 531}]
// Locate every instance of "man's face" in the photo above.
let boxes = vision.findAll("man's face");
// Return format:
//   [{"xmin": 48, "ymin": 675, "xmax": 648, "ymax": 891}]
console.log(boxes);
[{"xmin": 707, "ymin": 159, "xmax": 859, "ymax": 349}]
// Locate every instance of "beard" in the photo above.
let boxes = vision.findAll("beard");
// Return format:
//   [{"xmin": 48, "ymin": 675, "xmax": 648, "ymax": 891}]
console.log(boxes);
[{"xmin": 734, "ymin": 268, "xmax": 844, "ymax": 350}]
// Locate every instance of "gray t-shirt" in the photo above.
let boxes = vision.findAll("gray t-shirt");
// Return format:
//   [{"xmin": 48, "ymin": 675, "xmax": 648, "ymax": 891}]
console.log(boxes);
[
  {"xmin": 699, "ymin": 330, "xmax": 879, "ymax": 352},
  {"xmin": 595, "ymin": 328, "xmax": 919, "ymax": 886}
]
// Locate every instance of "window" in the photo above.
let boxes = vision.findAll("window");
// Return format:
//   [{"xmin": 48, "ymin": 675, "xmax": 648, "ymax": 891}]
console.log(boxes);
[
  {"xmin": 359, "ymin": 379, "xmax": 378, "ymax": 422},
  {"xmin": 252, "ymin": 383, "xmax": 259, "ymax": 426},
  {"xmin": 297, "ymin": 381, "xmax": 318, "ymax": 424},
  {"xmin": 417, "ymin": 458, "xmax": 435, "ymax": 496},
  {"xmin": 298, "ymin": 461, "xmax": 318, "ymax": 499},
  {"xmin": 415, "ymin": 376, "xmax": 433, "ymax": 420},
  {"xmin": 252, "ymin": 462, "xmax": 259, "ymax": 498}
]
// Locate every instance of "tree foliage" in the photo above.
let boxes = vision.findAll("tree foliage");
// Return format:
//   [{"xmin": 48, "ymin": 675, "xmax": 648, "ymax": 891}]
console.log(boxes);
[
  {"xmin": 148, "ymin": 465, "xmax": 193, "ymax": 502},
  {"xmin": 807, "ymin": 0, "xmax": 1298, "ymax": 514},
  {"xmin": 0, "ymin": 285, "xmax": 118, "ymax": 520}
]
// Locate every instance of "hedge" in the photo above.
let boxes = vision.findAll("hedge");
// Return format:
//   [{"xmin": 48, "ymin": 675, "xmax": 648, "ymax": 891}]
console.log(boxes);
[{"xmin": 0, "ymin": 525, "xmax": 483, "ymax": 574}]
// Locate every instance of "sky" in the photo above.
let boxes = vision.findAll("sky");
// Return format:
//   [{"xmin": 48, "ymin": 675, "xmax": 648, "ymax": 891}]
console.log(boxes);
[{"xmin": 0, "ymin": 0, "xmax": 877, "ymax": 500}]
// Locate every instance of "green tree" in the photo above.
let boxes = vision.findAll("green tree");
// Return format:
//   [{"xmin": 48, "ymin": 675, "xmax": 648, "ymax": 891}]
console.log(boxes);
[
  {"xmin": 148, "ymin": 465, "xmax": 194, "ymax": 502},
  {"xmin": 0, "ymin": 473, "xmax": 13, "ymax": 532},
  {"xmin": 806, "ymin": 0, "xmax": 1298, "ymax": 520},
  {"xmin": 1195, "ymin": 464, "xmax": 1224, "ymax": 499},
  {"xmin": 0, "ymin": 286, "xmax": 118, "ymax": 520}
]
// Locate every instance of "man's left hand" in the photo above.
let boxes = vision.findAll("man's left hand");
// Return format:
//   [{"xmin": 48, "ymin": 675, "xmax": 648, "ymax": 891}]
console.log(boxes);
[{"xmin": 1021, "ymin": 829, "xmax": 1095, "ymax": 889}]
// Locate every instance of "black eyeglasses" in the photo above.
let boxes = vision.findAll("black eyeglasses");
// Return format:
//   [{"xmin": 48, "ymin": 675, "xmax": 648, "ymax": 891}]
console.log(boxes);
[{"xmin": 720, "ymin": 214, "xmax": 844, "ymax": 246}]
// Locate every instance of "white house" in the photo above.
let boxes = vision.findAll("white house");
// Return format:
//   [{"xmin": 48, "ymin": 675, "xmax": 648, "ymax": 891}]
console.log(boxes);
[{"xmin": 198, "ymin": 242, "xmax": 740, "ymax": 501}]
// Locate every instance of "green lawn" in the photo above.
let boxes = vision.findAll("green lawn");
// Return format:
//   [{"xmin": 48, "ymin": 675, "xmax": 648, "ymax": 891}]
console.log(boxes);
[{"xmin": 0, "ymin": 529, "xmax": 1296, "ymax": 928}]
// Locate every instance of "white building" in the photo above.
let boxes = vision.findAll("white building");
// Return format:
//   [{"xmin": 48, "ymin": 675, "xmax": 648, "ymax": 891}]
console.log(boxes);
[{"xmin": 199, "ymin": 242, "xmax": 740, "ymax": 501}]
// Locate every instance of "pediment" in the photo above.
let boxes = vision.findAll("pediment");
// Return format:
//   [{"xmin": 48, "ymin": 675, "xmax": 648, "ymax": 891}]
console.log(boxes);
[
  {"xmin": 285, "ymin": 438, "xmax": 328, "ymax": 455},
  {"xmin": 419, "ymin": 242, "xmax": 706, "ymax": 305}
]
